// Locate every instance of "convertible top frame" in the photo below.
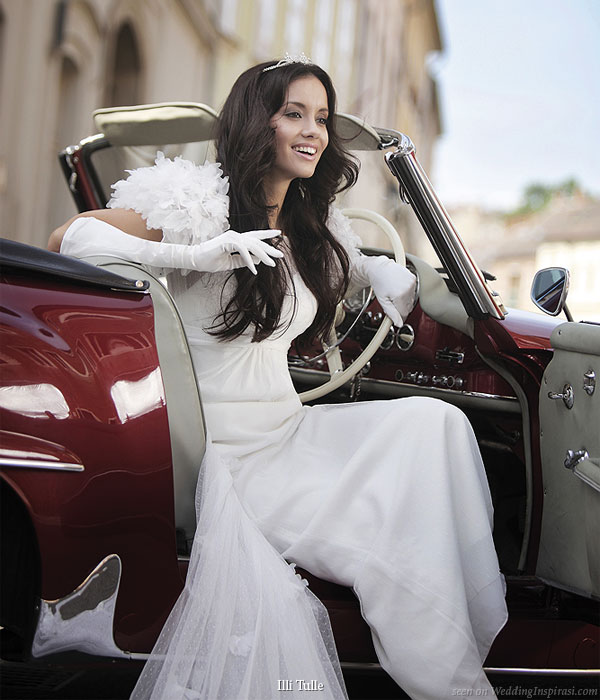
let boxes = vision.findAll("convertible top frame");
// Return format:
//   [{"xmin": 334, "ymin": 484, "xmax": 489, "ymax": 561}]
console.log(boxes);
[{"xmin": 60, "ymin": 101, "xmax": 503, "ymax": 322}]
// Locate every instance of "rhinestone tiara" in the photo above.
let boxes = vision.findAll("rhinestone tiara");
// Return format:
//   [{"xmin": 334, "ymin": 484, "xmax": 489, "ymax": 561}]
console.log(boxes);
[{"xmin": 262, "ymin": 52, "xmax": 312, "ymax": 72}]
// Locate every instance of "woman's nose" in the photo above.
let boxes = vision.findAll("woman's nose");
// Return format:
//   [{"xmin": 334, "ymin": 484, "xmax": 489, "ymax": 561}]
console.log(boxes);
[{"xmin": 301, "ymin": 118, "xmax": 320, "ymax": 137}]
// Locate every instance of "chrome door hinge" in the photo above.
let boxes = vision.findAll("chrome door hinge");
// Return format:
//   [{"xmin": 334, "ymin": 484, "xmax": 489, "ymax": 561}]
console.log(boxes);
[{"xmin": 583, "ymin": 369, "xmax": 596, "ymax": 396}]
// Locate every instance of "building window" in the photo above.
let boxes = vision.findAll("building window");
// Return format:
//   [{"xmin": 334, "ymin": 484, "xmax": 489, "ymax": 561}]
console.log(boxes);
[{"xmin": 105, "ymin": 23, "xmax": 141, "ymax": 107}]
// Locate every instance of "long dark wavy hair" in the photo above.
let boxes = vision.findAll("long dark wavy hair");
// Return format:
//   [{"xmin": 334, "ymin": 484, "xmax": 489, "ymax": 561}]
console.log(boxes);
[{"xmin": 210, "ymin": 60, "xmax": 359, "ymax": 346}]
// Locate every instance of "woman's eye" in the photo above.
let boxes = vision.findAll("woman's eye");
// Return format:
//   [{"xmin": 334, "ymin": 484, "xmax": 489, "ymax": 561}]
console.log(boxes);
[{"xmin": 283, "ymin": 112, "xmax": 328, "ymax": 124}]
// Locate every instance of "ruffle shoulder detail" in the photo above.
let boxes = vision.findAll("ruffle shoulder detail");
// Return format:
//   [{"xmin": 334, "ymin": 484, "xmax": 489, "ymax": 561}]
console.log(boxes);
[
  {"xmin": 107, "ymin": 152, "xmax": 229, "ymax": 245},
  {"xmin": 327, "ymin": 206, "xmax": 363, "ymax": 261}
]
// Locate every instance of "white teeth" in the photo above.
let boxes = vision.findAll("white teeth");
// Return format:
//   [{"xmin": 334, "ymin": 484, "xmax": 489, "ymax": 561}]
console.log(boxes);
[{"xmin": 293, "ymin": 146, "xmax": 316, "ymax": 155}]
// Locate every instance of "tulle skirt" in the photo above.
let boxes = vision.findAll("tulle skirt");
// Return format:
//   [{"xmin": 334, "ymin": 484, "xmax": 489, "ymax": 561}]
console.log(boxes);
[
  {"xmin": 131, "ymin": 397, "xmax": 507, "ymax": 700},
  {"xmin": 130, "ymin": 438, "xmax": 348, "ymax": 700}
]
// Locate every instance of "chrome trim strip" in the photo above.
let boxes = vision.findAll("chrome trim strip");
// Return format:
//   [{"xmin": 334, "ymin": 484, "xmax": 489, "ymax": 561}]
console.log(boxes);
[
  {"xmin": 290, "ymin": 367, "xmax": 521, "ymax": 413},
  {"xmin": 406, "ymin": 151, "xmax": 498, "ymax": 316},
  {"xmin": 385, "ymin": 148, "xmax": 504, "ymax": 321},
  {"xmin": 340, "ymin": 662, "xmax": 599, "ymax": 677},
  {"xmin": 485, "ymin": 667, "xmax": 600, "ymax": 676},
  {"xmin": 79, "ymin": 132, "xmax": 106, "ymax": 147},
  {"xmin": 373, "ymin": 129, "xmax": 414, "ymax": 154},
  {"xmin": 361, "ymin": 376, "xmax": 519, "ymax": 403},
  {"xmin": 0, "ymin": 458, "xmax": 84, "ymax": 472}
]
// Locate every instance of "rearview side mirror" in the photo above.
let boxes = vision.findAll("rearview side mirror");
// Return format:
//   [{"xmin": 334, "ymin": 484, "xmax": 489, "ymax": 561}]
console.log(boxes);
[{"xmin": 531, "ymin": 267, "xmax": 570, "ymax": 317}]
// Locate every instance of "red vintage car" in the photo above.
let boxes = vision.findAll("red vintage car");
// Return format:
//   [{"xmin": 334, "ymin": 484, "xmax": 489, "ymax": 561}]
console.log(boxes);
[{"xmin": 1, "ymin": 104, "xmax": 598, "ymax": 689}]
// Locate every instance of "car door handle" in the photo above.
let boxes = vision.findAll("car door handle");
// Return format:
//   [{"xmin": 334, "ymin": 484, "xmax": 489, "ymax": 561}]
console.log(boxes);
[
  {"xmin": 564, "ymin": 449, "xmax": 589, "ymax": 470},
  {"xmin": 548, "ymin": 383, "xmax": 574, "ymax": 409},
  {"xmin": 563, "ymin": 451, "xmax": 600, "ymax": 493},
  {"xmin": 564, "ymin": 449, "xmax": 600, "ymax": 493}
]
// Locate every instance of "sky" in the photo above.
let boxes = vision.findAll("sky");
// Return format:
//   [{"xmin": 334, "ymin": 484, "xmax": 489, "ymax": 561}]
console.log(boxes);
[{"xmin": 431, "ymin": 0, "xmax": 600, "ymax": 211}]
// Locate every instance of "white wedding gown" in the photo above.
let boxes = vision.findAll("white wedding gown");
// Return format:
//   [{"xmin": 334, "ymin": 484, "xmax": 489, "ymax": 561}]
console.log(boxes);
[{"xmin": 63, "ymin": 154, "xmax": 508, "ymax": 700}]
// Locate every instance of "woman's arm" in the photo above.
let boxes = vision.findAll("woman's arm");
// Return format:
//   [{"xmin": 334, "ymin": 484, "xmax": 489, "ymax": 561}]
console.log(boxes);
[
  {"xmin": 48, "ymin": 208, "xmax": 162, "ymax": 252},
  {"xmin": 50, "ymin": 214, "xmax": 283, "ymax": 275}
]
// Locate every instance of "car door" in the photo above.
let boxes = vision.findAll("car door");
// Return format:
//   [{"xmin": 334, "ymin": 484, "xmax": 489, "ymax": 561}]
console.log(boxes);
[{"xmin": 537, "ymin": 321, "xmax": 600, "ymax": 598}]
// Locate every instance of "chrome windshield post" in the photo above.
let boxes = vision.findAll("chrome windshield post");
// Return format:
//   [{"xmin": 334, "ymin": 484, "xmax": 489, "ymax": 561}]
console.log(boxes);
[{"xmin": 384, "ymin": 145, "xmax": 504, "ymax": 321}]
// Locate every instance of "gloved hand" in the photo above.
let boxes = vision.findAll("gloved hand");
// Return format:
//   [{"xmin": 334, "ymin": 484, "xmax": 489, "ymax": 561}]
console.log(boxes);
[
  {"xmin": 61, "ymin": 217, "xmax": 284, "ymax": 275},
  {"xmin": 353, "ymin": 254, "xmax": 417, "ymax": 327}
]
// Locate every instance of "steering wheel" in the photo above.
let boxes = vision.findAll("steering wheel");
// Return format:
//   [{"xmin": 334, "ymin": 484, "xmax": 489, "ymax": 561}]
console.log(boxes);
[{"xmin": 298, "ymin": 208, "xmax": 406, "ymax": 402}]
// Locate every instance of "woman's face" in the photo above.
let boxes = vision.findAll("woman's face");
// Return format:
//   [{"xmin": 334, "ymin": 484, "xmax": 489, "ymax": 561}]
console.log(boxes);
[{"xmin": 268, "ymin": 75, "xmax": 329, "ymax": 187}]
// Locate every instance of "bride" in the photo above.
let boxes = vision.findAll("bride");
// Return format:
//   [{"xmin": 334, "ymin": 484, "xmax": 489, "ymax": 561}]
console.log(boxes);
[{"xmin": 49, "ymin": 56, "xmax": 507, "ymax": 700}]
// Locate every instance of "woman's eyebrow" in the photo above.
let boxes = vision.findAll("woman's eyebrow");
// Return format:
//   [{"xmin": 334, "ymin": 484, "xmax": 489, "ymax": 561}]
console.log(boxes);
[{"xmin": 285, "ymin": 101, "xmax": 329, "ymax": 113}]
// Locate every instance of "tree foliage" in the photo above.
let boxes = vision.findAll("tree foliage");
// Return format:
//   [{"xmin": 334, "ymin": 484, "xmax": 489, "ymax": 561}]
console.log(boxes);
[{"xmin": 509, "ymin": 178, "xmax": 581, "ymax": 217}]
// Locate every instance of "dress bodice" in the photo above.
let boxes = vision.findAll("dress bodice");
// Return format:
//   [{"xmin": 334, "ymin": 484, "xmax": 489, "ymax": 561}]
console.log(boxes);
[
  {"xmin": 170, "ymin": 264, "xmax": 318, "ymax": 352},
  {"xmin": 168, "ymin": 264, "xmax": 318, "ymax": 461}
]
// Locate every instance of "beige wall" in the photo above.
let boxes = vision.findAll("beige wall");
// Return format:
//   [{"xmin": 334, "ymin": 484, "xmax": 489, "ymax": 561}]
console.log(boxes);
[
  {"xmin": 0, "ymin": 0, "xmax": 218, "ymax": 247},
  {"xmin": 344, "ymin": 0, "xmax": 442, "ymax": 256},
  {"xmin": 0, "ymin": 0, "xmax": 443, "ymax": 252}
]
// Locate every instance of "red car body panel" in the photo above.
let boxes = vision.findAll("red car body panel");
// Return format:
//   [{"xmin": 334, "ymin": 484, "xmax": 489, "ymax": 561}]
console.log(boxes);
[
  {"xmin": 496, "ymin": 308, "xmax": 561, "ymax": 351},
  {"xmin": 0, "ymin": 270, "xmax": 184, "ymax": 651}
]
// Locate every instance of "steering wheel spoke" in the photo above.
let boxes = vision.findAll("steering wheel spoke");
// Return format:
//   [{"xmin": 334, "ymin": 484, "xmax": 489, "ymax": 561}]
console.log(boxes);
[
  {"xmin": 297, "ymin": 209, "xmax": 406, "ymax": 403},
  {"xmin": 322, "ymin": 327, "xmax": 344, "ymax": 375}
]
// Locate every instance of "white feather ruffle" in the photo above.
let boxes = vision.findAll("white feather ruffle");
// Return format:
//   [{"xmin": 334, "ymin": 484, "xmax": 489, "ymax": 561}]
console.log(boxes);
[
  {"xmin": 108, "ymin": 152, "xmax": 230, "ymax": 245},
  {"xmin": 327, "ymin": 206, "xmax": 362, "ymax": 261}
]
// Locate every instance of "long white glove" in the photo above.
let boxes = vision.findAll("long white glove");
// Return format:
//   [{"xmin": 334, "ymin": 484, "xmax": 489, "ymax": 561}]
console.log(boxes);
[
  {"xmin": 61, "ymin": 217, "xmax": 284, "ymax": 275},
  {"xmin": 352, "ymin": 254, "xmax": 417, "ymax": 327}
]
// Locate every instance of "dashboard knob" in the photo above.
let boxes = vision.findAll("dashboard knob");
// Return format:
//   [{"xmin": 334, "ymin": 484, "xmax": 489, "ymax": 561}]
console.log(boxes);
[{"xmin": 396, "ymin": 324, "xmax": 415, "ymax": 352}]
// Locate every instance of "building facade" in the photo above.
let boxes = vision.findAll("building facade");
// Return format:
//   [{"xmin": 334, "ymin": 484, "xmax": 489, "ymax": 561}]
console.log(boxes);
[
  {"xmin": 448, "ymin": 195, "xmax": 600, "ymax": 322},
  {"xmin": 491, "ymin": 196, "xmax": 600, "ymax": 322},
  {"xmin": 0, "ymin": 0, "xmax": 443, "ymax": 250}
]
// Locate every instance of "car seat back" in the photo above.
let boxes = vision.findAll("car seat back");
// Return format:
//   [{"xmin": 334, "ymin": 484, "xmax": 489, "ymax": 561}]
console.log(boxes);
[{"xmin": 83, "ymin": 255, "xmax": 205, "ymax": 549}]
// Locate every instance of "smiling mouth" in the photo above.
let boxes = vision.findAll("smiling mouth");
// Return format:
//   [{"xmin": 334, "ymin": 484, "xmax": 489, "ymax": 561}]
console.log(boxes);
[{"xmin": 292, "ymin": 145, "xmax": 317, "ymax": 157}]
